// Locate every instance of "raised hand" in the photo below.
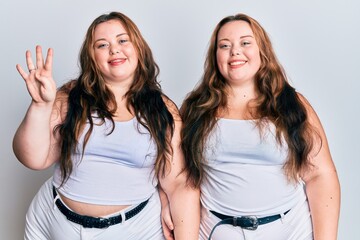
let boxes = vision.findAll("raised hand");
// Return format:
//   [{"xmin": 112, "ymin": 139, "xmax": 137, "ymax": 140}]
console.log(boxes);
[{"xmin": 16, "ymin": 45, "xmax": 56, "ymax": 104}]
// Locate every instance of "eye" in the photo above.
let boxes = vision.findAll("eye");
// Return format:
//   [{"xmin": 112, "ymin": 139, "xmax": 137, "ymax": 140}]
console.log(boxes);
[
  {"xmin": 240, "ymin": 37, "xmax": 255, "ymax": 47},
  {"xmin": 119, "ymin": 39, "xmax": 128, "ymax": 44},
  {"xmin": 118, "ymin": 36, "xmax": 131, "ymax": 44},
  {"xmin": 96, "ymin": 42, "xmax": 109, "ymax": 49},
  {"xmin": 219, "ymin": 43, "xmax": 231, "ymax": 49}
]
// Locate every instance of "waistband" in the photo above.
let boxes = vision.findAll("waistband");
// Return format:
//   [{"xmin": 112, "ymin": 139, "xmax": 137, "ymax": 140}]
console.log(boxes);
[
  {"xmin": 53, "ymin": 186, "xmax": 149, "ymax": 228},
  {"xmin": 208, "ymin": 209, "xmax": 290, "ymax": 239}
]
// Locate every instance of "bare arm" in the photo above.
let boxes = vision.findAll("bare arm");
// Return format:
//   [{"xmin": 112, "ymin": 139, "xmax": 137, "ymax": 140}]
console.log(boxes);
[
  {"xmin": 13, "ymin": 45, "xmax": 63, "ymax": 170},
  {"xmin": 300, "ymin": 95, "xmax": 340, "ymax": 240},
  {"xmin": 159, "ymin": 99, "xmax": 200, "ymax": 240},
  {"xmin": 159, "ymin": 185, "xmax": 174, "ymax": 240}
]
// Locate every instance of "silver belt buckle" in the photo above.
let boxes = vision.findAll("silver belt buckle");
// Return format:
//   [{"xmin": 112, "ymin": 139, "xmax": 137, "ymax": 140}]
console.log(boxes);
[{"xmin": 234, "ymin": 216, "xmax": 259, "ymax": 230}]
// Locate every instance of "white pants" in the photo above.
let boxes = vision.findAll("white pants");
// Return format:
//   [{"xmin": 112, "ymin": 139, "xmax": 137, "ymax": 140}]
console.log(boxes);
[
  {"xmin": 200, "ymin": 194, "xmax": 313, "ymax": 240},
  {"xmin": 24, "ymin": 178, "xmax": 165, "ymax": 240}
]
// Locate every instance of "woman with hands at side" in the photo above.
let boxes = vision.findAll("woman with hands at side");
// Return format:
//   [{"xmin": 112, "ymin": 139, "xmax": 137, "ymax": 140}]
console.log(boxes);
[
  {"xmin": 13, "ymin": 11, "xmax": 199, "ymax": 240},
  {"xmin": 180, "ymin": 14, "xmax": 340, "ymax": 239}
]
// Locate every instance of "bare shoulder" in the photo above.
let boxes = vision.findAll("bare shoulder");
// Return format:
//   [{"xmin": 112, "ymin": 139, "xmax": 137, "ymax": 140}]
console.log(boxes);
[
  {"xmin": 296, "ymin": 92, "xmax": 327, "ymax": 157},
  {"xmin": 296, "ymin": 92, "xmax": 321, "ymax": 126},
  {"xmin": 162, "ymin": 95, "xmax": 181, "ymax": 122},
  {"xmin": 296, "ymin": 95, "xmax": 337, "ymax": 183}
]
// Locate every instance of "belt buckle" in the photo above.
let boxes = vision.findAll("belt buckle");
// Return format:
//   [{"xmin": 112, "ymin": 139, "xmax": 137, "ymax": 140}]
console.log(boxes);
[
  {"xmin": 98, "ymin": 217, "xmax": 111, "ymax": 228},
  {"xmin": 234, "ymin": 216, "xmax": 259, "ymax": 230}
]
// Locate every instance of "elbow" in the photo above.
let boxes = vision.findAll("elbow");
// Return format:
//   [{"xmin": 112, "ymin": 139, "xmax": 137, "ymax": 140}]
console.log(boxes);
[
  {"xmin": 163, "ymin": 180, "xmax": 200, "ymax": 202},
  {"xmin": 13, "ymin": 145, "xmax": 52, "ymax": 170}
]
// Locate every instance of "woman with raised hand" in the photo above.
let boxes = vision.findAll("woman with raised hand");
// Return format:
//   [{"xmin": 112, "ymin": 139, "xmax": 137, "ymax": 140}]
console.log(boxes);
[{"xmin": 14, "ymin": 11, "xmax": 200, "ymax": 240}]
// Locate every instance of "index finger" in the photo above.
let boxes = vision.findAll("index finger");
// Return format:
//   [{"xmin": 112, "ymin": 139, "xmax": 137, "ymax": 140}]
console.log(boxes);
[
  {"xmin": 16, "ymin": 64, "xmax": 29, "ymax": 80},
  {"xmin": 44, "ymin": 48, "xmax": 53, "ymax": 72}
]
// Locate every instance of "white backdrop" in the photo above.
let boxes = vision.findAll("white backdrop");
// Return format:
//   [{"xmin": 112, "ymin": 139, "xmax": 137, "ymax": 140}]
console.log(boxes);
[{"xmin": 1, "ymin": 0, "xmax": 359, "ymax": 239}]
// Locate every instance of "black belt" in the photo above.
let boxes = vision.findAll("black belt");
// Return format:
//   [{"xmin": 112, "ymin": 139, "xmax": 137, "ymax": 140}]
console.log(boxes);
[
  {"xmin": 208, "ymin": 209, "xmax": 290, "ymax": 239},
  {"xmin": 53, "ymin": 186, "xmax": 149, "ymax": 228}
]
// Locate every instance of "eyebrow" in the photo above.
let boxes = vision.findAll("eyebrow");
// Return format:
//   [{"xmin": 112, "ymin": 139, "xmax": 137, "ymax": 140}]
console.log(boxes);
[
  {"xmin": 94, "ymin": 33, "xmax": 129, "ymax": 43},
  {"xmin": 218, "ymin": 35, "xmax": 254, "ymax": 42}
]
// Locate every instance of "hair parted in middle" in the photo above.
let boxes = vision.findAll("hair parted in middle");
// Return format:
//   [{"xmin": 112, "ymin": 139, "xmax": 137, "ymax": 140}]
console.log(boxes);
[
  {"xmin": 181, "ymin": 13, "xmax": 318, "ymax": 187},
  {"xmin": 55, "ymin": 12, "xmax": 176, "ymax": 185}
]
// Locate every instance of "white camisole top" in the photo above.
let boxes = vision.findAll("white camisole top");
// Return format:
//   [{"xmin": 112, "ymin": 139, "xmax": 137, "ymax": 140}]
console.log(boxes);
[
  {"xmin": 53, "ymin": 117, "xmax": 158, "ymax": 205},
  {"xmin": 201, "ymin": 118, "xmax": 305, "ymax": 217}
]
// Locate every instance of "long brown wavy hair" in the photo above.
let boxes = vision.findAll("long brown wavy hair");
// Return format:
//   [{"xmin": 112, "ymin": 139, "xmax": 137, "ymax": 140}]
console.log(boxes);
[
  {"xmin": 180, "ymin": 13, "xmax": 317, "ymax": 187},
  {"xmin": 55, "ymin": 12, "xmax": 174, "ymax": 185}
]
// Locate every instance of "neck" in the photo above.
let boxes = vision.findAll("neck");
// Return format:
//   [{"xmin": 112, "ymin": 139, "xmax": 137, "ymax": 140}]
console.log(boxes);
[
  {"xmin": 106, "ymin": 81, "xmax": 131, "ymax": 99},
  {"xmin": 220, "ymin": 82, "xmax": 257, "ymax": 119},
  {"xmin": 226, "ymin": 82, "xmax": 256, "ymax": 102}
]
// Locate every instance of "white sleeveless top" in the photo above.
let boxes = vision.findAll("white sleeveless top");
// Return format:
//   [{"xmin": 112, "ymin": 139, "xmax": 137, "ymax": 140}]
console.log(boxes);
[
  {"xmin": 53, "ymin": 117, "xmax": 158, "ymax": 205},
  {"xmin": 201, "ymin": 118, "xmax": 304, "ymax": 217}
]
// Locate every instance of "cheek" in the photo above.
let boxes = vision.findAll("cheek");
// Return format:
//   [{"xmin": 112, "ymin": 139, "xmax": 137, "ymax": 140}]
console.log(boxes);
[
  {"xmin": 251, "ymin": 48, "xmax": 261, "ymax": 66},
  {"xmin": 216, "ymin": 52, "xmax": 227, "ymax": 72},
  {"xmin": 128, "ymin": 50, "xmax": 139, "ymax": 69},
  {"xmin": 125, "ymin": 47, "xmax": 138, "ymax": 61},
  {"xmin": 93, "ymin": 52, "xmax": 104, "ymax": 65},
  {"xmin": 254, "ymin": 54, "xmax": 261, "ymax": 70},
  {"xmin": 216, "ymin": 51, "xmax": 225, "ymax": 64}
]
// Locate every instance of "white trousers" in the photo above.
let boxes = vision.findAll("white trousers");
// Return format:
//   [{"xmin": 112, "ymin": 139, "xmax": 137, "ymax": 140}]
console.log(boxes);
[
  {"xmin": 24, "ymin": 178, "xmax": 165, "ymax": 240},
  {"xmin": 200, "ymin": 194, "xmax": 313, "ymax": 240}
]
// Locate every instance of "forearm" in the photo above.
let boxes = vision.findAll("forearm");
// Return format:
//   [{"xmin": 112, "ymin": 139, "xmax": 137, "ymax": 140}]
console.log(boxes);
[
  {"xmin": 305, "ymin": 172, "xmax": 340, "ymax": 240},
  {"xmin": 168, "ymin": 185, "xmax": 200, "ymax": 240},
  {"xmin": 13, "ymin": 101, "xmax": 54, "ymax": 169},
  {"xmin": 159, "ymin": 185, "xmax": 169, "ymax": 208}
]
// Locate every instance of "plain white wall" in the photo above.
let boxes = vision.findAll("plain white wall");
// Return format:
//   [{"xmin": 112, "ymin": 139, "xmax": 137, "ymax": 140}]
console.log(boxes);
[{"xmin": 1, "ymin": 0, "xmax": 359, "ymax": 239}]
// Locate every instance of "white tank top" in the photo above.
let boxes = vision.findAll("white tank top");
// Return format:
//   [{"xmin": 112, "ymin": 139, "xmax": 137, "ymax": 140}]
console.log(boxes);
[
  {"xmin": 53, "ymin": 117, "xmax": 158, "ymax": 205},
  {"xmin": 201, "ymin": 118, "xmax": 304, "ymax": 217}
]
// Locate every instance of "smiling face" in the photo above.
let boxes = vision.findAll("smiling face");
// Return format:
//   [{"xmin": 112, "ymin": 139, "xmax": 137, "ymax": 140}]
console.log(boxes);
[
  {"xmin": 216, "ymin": 20, "xmax": 261, "ymax": 87},
  {"xmin": 92, "ymin": 19, "xmax": 138, "ymax": 85}
]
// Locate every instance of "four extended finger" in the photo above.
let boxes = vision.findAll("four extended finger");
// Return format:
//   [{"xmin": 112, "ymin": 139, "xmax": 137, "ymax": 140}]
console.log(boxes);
[
  {"xmin": 26, "ymin": 50, "xmax": 36, "ymax": 72},
  {"xmin": 17, "ymin": 45, "xmax": 54, "ymax": 85},
  {"xmin": 36, "ymin": 45, "xmax": 44, "ymax": 70},
  {"xmin": 44, "ymin": 48, "xmax": 53, "ymax": 72},
  {"xmin": 16, "ymin": 64, "xmax": 29, "ymax": 80}
]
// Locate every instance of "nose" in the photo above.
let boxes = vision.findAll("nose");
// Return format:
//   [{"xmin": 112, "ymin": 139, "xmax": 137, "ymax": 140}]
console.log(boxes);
[
  {"xmin": 231, "ymin": 47, "xmax": 241, "ymax": 56},
  {"xmin": 110, "ymin": 47, "xmax": 120, "ymax": 55},
  {"xmin": 231, "ymin": 51, "xmax": 240, "ymax": 56}
]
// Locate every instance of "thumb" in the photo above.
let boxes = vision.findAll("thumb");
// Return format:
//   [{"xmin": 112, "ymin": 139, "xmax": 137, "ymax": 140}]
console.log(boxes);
[{"xmin": 163, "ymin": 214, "xmax": 174, "ymax": 230}]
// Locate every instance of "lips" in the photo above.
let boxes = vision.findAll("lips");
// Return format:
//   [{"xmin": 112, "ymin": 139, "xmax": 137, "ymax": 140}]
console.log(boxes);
[
  {"xmin": 108, "ymin": 58, "xmax": 126, "ymax": 65},
  {"xmin": 229, "ymin": 60, "xmax": 246, "ymax": 66}
]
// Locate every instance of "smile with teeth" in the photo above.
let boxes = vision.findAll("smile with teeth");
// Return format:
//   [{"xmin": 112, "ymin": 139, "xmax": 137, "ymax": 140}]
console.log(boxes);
[{"xmin": 229, "ymin": 60, "xmax": 246, "ymax": 66}]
